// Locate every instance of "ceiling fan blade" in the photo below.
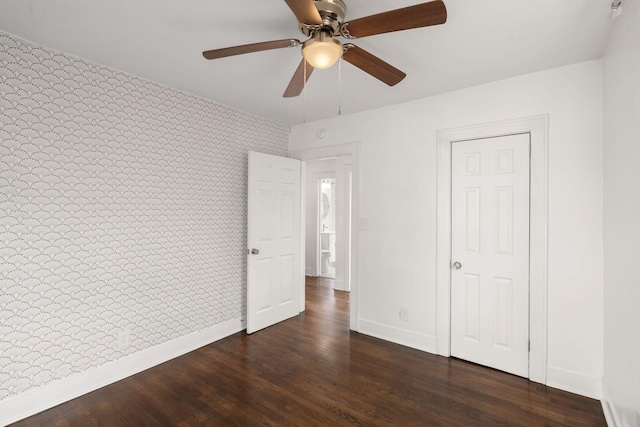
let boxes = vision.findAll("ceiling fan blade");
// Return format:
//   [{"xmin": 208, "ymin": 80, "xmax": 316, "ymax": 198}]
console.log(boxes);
[
  {"xmin": 342, "ymin": 1, "xmax": 447, "ymax": 39},
  {"xmin": 342, "ymin": 45, "xmax": 406, "ymax": 86},
  {"xmin": 203, "ymin": 39, "xmax": 300, "ymax": 60},
  {"xmin": 283, "ymin": 59, "xmax": 315, "ymax": 98},
  {"xmin": 284, "ymin": 0, "xmax": 323, "ymax": 25}
]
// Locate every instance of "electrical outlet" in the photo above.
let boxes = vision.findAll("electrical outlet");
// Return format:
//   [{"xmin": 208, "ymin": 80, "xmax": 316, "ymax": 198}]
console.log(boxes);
[
  {"xmin": 117, "ymin": 328, "xmax": 130, "ymax": 348},
  {"xmin": 399, "ymin": 307, "xmax": 409, "ymax": 321}
]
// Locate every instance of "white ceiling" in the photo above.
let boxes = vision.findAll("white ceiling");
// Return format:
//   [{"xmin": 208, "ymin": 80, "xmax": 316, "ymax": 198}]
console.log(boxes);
[{"xmin": 0, "ymin": 0, "xmax": 616, "ymax": 125}]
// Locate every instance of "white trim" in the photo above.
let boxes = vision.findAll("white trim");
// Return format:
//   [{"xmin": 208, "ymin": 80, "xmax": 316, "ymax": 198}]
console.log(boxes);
[
  {"xmin": 300, "ymin": 161, "xmax": 307, "ymax": 312},
  {"xmin": 0, "ymin": 318, "xmax": 244, "ymax": 426},
  {"xmin": 601, "ymin": 383, "xmax": 621, "ymax": 427},
  {"xmin": 315, "ymin": 174, "xmax": 322, "ymax": 278},
  {"xmin": 436, "ymin": 115, "xmax": 549, "ymax": 384},
  {"xmin": 546, "ymin": 365, "xmax": 602, "ymax": 400},
  {"xmin": 343, "ymin": 162, "xmax": 353, "ymax": 292},
  {"xmin": 291, "ymin": 143, "xmax": 360, "ymax": 331},
  {"xmin": 358, "ymin": 319, "xmax": 437, "ymax": 353}
]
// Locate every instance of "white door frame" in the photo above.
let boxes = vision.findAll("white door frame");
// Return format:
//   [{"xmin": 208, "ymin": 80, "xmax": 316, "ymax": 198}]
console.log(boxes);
[
  {"xmin": 436, "ymin": 116, "xmax": 548, "ymax": 384},
  {"xmin": 291, "ymin": 142, "xmax": 360, "ymax": 331}
]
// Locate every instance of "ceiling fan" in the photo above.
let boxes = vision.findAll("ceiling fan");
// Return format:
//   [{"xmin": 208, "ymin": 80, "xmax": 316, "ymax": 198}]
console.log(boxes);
[{"xmin": 202, "ymin": 0, "xmax": 447, "ymax": 98}]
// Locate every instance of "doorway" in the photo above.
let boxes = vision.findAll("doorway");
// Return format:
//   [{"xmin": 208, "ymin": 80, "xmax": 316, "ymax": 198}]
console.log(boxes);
[
  {"xmin": 303, "ymin": 159, "xmax": 351, "ymax": 289},
  {"xmin": 436, "ymin": 116, "xmax": 549, "ymax": 384},
  {"xmin": 319, "ymin": 178, "xmax": 337, "ymax": 279},
  {"xmin": 291, "ymin": 142, "xmax": 360, "ymax": 331}
]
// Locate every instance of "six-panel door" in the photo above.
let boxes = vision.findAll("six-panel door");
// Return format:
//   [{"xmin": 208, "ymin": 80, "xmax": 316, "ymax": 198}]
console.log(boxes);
[
  {"xmin": 247, "ymin": 151, "xmax": 302, "ymax": 334},
  {"xmin": 450, "ymin": 134, "xmax": 531, "ymax": 377}
]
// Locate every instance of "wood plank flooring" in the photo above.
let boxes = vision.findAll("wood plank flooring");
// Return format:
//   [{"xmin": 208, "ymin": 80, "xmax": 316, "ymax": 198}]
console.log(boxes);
[{"xmin": 12, "ymin": 276, "xmax": 606, "ymax": 426}]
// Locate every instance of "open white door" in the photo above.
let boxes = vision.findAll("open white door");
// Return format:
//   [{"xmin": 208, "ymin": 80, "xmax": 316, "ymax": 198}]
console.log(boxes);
[{"xmin": 247, "ymin": 151, "xmax": 302, "ymax": 334}]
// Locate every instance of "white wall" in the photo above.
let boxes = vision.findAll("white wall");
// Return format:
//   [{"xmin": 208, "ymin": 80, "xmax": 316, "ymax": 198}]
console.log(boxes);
[
  {"xmin": 0, "ymin": 32, "xmax": 289, "ymax": 424},
  {"xmin": 290, "ymin": 60, "xmax": 604, "ymax": 398},
  {"xmin": 603, "ymin": 1, "xmax": 640, "ymax": 425}
]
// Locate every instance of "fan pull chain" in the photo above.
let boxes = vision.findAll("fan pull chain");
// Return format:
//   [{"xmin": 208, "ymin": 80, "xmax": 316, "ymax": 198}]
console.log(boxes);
[
  {"xmin": 338, "ymin": 56, "xmax": 342, "ymax": 116},
  {"xmin": 303, "ymin": 60, "xmax": 307, "ymax": 124}
]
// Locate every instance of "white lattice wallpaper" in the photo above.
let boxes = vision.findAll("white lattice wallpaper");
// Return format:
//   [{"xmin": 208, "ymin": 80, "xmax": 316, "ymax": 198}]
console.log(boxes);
[{"xmin": 0, "ymin": 32, "xmax": 289, "ymax": 401}]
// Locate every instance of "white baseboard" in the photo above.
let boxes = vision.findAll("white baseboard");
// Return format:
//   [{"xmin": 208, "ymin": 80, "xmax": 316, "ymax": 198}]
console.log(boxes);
[
  {"xmin": 357, "ymin": 318, "xmax": 437, "ymax": 353},
  {"xmin": 601, "ymin": 383, "xmax": 622, "ymax": 427},
  {"xmin": 0, "ymin": 318, "xmax": 244, "ymax": 426},
  {"xmin": 333, "ymin": 278, "xmax": 345, "ymax": 291},
  {"xmin": 546, "ymin": 364, "xmax": 602, "ymax": 400}
]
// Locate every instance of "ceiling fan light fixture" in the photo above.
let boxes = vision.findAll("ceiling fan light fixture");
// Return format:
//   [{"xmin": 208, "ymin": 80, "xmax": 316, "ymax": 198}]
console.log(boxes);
[{"xmin": 302, "ymin": 33, "xmax": 343, "ymax": 69}]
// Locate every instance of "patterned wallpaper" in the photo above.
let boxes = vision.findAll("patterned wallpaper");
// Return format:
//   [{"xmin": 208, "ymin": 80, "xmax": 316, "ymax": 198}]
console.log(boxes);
[{"xmin": 0, "ymin": 32, "xmax": 289, "ymax": 400}]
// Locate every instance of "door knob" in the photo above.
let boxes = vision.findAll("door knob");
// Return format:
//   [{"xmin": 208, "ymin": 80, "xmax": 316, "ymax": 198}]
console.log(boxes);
[
  {"xmin": 452, "ymin": 261, "xmax": 462, "ymax": 270},
  {"xmin": 250, "ymin": 248, "xmax": 259, "ymax": 255}
]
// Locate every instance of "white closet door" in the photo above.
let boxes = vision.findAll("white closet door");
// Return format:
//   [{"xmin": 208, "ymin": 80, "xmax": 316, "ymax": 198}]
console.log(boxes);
[{"xmin": 450, "ymin": 134, "xmax": 530, "ymax": 377}]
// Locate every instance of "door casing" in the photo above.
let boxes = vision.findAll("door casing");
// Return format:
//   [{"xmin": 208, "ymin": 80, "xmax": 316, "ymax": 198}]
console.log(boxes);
[{"xmin": 436, "ymin": 116, "xmax": 548, "ymax": 384}]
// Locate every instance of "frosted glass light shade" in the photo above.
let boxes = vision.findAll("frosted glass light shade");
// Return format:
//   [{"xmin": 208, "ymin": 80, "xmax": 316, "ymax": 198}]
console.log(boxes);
[{"xmin": 302, "ymin": 37, "xmax": 342, "ymax": 69}]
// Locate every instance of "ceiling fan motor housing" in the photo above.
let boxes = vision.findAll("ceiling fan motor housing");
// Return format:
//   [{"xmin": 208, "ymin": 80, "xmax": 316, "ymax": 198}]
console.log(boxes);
[{"xmin": 298, "ymin": 0, "xmax": 347, "ymax": 37}]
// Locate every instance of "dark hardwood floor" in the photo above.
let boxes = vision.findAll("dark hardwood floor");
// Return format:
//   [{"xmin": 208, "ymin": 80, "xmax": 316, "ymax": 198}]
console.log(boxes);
[{"xmin": 13, "ymin": 276, "xmax": 606, "ymax": 426}]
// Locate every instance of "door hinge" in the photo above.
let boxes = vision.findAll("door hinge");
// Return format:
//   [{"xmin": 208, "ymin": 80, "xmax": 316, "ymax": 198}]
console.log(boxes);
[{"xmin": 528, "ymin": 340, "xmax": 531, "ymax": 352}]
